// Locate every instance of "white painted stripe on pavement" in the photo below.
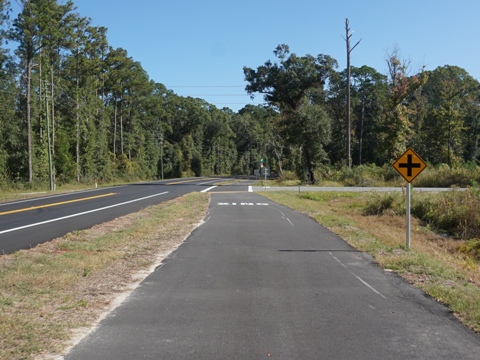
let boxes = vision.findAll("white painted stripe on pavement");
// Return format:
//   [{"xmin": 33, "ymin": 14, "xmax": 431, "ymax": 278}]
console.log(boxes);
[
  {"xmin": 201, "ymin": 186, "xmax": 217, "ymax": 193},
  {"xmin": 330, "ymin": 252, "xmax": 387, "ymax": 299},
  {"xmin": 0, "ymin": 191, "xmax": 169, "ymax": 235}
]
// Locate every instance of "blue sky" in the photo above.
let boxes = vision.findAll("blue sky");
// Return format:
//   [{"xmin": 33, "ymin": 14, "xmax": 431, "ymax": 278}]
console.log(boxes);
[{"xmin": 14, "ymin": 0, "xmax": 480, "ymax": 112}]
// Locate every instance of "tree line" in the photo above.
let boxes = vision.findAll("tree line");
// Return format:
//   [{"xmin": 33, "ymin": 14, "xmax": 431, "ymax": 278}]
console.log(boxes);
[{"xmin": 1, "ymin": 1, "xmax": 479, "ymax": 188}]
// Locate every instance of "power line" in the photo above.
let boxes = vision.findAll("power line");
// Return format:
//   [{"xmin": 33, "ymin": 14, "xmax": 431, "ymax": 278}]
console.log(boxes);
[
  {"xmin": 167, "ymin": 86, "xmax": 244, "ymax": 88},
  {"xmin": 213, "ymin": 103, "xmax": 265, "ymax": 105},
  {"xmin": 181, "ymin": 94, "xmax": 249, "ymax": 96}
]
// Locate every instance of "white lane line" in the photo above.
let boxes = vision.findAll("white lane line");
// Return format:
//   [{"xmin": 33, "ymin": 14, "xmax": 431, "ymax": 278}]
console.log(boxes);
[
  {"xmin": 329, "ymin": 252, "xmax": 387, "ymax": 299},
  {"xmin": 0, "ymin": 191, "xmax": 169, "ymax": 235},
  {"xmin": 268, "ymin": 206, "xmax": 294, "ymax": 227},
  {"xmin": 201, "ymin": 186, "xmax": 217, "ymax": 193}
]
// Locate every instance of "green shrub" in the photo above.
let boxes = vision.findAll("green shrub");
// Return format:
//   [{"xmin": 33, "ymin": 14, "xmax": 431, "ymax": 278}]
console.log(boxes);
[
  {"xmin": 414, "ymin": 164, "xmax": 480, "ymax": 188},
  {"xmin": 341, "ymin": 165, "xmax": 374, "ymax": 187},
  {"xmin": 326, "ymin": 163, "xmax": 480, "ymax": 188},
  {"xmin": 412, "ymin": 189, "xmax": 480, "ymax": 238},
  {"xmin": 277, "ymin": 171, "xmax": 301, "ymax": 185},
  {"xmin": 458, "ymin": 239, "xmax": 480, "ymax": 260},
  {"xmin": 364, "ymin": 192, "xmax": 405, "ymax": 216}
]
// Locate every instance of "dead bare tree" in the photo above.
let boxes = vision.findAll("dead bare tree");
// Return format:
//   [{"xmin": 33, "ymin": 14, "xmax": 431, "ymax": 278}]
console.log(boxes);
[{"xmin": 343, "ymin": 18, "xmax": 361, "ymax": 169}]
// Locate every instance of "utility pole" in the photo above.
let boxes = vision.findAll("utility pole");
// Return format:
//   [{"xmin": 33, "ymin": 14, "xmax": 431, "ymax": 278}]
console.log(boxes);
[
  {"xmin": 45, "ymin": 83, "xmax": 54, "ymax": 191},
  {"xmin": 160, "ymin": 133, "xmax": 164, "ymax": 180},
  {"xmin": 343, "ymin": 18, "xmax": 361, "ymax": 169}
]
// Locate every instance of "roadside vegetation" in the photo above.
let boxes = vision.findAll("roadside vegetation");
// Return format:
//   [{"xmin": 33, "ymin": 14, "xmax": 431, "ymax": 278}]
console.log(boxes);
[{"xmin": 263, "ymin": 163, "xmax": 480, "ymax": 188}]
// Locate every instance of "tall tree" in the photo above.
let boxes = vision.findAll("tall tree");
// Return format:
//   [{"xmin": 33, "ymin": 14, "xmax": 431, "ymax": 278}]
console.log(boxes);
[
  {"xmin": 350, "ymin": 66, "xmax": 387, "ymax": 165},
  {"xmin": 377, "ymin": 48, "xmax": 427, "ymax": 161},
  {"xmin": 462, "ymin": 86, "xmax": 480, "ymax": 164},
  {"xmin": 419, "ymin": 66, "xmax": 479, "ymax": 165},
  {"xmin": 61, "ymin": 19, "xmax": 108, "ymax": 182},
  {"xmin": 244, "ymin": 44, "xmax": 337, "ymax": 182},
  {"xmin": 0, "ymin": 0, "xmax": 16, "ymax": 183},
  {"xmin": 282, "ymin": 100, "xmax": 332, "ymax": 183},
  {"xmin": 9, "ymin": 0, "xmax": 75, "ymax": 183},
  {"xmin": 244, "ymin": 44, "xmax": 337, "ymax": 112},
  {"xmin": 234, "ymin": 105, "xmax": 283, "ymax": 175}
]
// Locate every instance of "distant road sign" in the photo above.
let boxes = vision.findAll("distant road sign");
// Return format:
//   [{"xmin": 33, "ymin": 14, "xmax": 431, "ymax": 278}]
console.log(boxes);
[{"xmin": 393, "ymin": 148, "xmax": 427, "ymax": 183}]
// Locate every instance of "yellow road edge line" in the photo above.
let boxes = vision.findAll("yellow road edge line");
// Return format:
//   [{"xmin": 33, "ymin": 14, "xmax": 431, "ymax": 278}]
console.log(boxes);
[{"xmin": 0, "ymin": 193, "xmax": 116, "ymax": 216}]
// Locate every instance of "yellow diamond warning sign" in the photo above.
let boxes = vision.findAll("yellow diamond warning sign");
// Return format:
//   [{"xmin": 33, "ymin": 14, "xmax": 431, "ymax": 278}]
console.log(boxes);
[{"xmin": 393, "ymin": 148, "xmax": 427, "ymax": 183}]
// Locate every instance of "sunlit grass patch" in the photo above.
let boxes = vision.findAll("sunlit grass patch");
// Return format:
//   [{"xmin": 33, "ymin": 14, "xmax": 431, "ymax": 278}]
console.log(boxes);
[
  {"xmin": 299, "ymin": 191, "xmax": 359, "ymax": 202},
  {"xmin": 459, "ymin": 239, "xmax": 480, "ymax": 260}
]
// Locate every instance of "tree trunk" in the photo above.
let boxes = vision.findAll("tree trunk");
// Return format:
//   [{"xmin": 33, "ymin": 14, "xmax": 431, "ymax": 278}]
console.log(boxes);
[
  {"xmin": 345, "ymin": 18, "xmax": 361, "ymax": 169},
  {"xmin": 271, "ymin": 139, "xmax": 284, "ymax": 176},
  {"xmin": 50, "ymin": 66, "xmax": 55, "ymax": 184},
  {"xmin": 113, "ymin": 100, "xmax": 117, "ymax": 156},
  {"xmin": 120, "ymin": 100, "xmax": 124, "ymax": 155},
  {"xmin": 26, "ymin": 61, "xmax": 33, "ymax": 183},
  {"xmin": 304, "ymin": 148, "xmax": 315, "ymax": 184},
  {"xmin": 358, "ymin": 100, "xmax": 365, "ymax": 165},
  {"xmin": 50, "ymin": 67, "xmax": 55, "ymax": 158},
  {"xmin": 308, "ymin": 164, "xmax": 315, "ymax": 184},
  {"xmin": 76, "ymin": 86, "xmax": 80, "ymax": 182},
  {"xmin": 346, "ymin": 19, "xmax": 351, "ymax": 169}
]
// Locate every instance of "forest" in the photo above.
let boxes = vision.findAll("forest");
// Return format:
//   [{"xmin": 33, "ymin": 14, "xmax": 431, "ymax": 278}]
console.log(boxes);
[{"xmin": 1, "ymin": 0, "xmax": 480, "ymax": 189}]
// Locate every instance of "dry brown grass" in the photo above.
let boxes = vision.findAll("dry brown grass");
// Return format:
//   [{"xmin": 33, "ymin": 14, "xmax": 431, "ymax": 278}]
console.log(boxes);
[{"xmin": 0, "ymin": 192, "xmax": 210, "ymax": 360}]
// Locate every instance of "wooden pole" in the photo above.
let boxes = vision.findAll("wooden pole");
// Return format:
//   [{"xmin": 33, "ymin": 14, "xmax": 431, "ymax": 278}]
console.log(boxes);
[{"xmin": 344, "ymin": 19, "xmax": 361, "ymax": 169}]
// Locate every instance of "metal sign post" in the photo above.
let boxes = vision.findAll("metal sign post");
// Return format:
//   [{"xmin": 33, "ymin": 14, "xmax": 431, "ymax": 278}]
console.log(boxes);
[
  {"xmin": 259, "ymin": 158, "xmax": 268, "ymax": 191},
  {"xmin": 264, "ymin": 168, "xmax": 267, "ymax": 191},
  {"xmin": 261, "ymin": 167, "xmax": 269, "ymax": 191},
  {"xmin": 393, "ymin": 148, "xmax": 427, "ymax": 249},
  {"xmin": 406, "ymin": 182, "xmax": 411, "ymax": 248}
]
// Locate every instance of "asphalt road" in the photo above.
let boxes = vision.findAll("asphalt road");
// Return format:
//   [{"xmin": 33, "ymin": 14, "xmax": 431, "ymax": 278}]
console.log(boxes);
[
  {"xmin": 65, "ymin": 191, "xmax": 480, "ymax": 360},
  {"xmin": 1, "ymin": 177, "xmax": 460, "ymax": 254},
  {"xmin": 0, "ymin": 177, "xmax": 224, "ymax": 254}
]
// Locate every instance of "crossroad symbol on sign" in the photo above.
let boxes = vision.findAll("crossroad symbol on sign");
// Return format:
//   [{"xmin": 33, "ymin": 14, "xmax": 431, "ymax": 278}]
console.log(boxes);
[{"xmin": 393, "ymin": 148, "xmax": 427, "ymax": 183}]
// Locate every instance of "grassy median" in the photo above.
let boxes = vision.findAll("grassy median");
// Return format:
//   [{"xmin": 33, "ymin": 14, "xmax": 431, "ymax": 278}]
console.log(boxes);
[{"xmin": 0, "ymin": 192, "xmax": 210, "ymax": 360}]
